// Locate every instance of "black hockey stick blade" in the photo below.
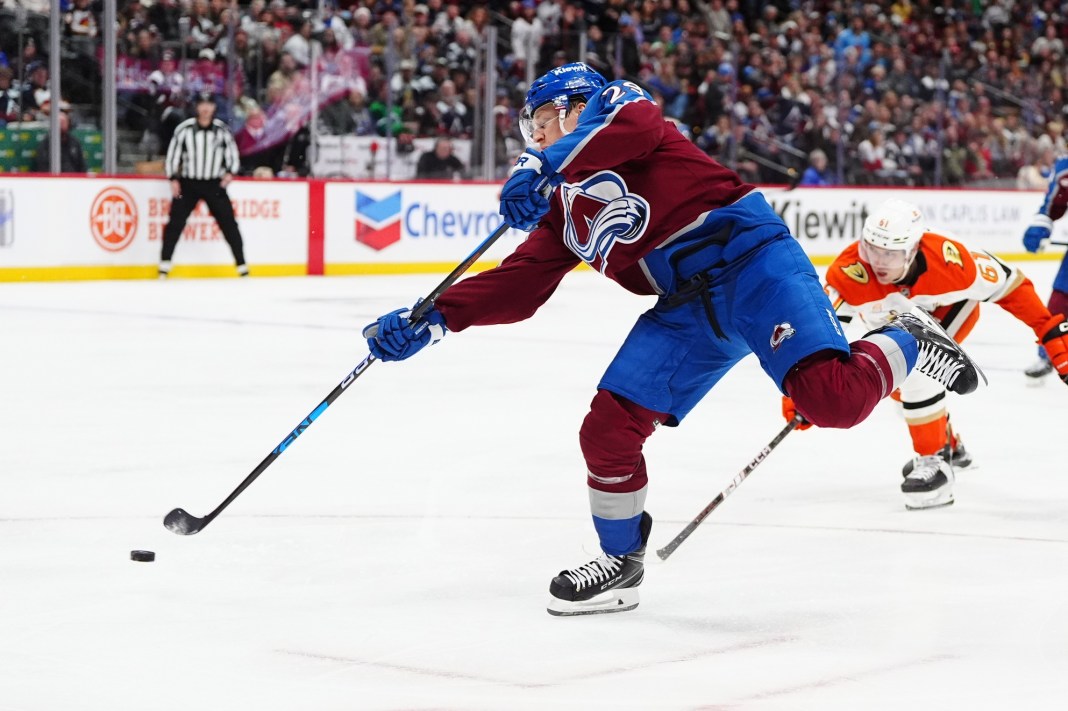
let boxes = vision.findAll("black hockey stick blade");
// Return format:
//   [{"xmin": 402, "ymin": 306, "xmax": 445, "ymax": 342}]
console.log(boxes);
[
  {"xmin": 162, "ymin": 222, "xmax": 513, "ymax": 536},
  {"xmin": 164, "ymin": 508, "xmax": 210, "ymax": 535},
  {"xmin": 656, "ymin": 416, "xmax": 801, "ymax": 561}
]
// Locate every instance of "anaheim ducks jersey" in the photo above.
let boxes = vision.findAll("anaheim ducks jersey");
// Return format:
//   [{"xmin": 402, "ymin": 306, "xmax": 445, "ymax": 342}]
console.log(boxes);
[{"xmin": 824, "ymin": 232, "xmax": 1044, "ymax": 340}]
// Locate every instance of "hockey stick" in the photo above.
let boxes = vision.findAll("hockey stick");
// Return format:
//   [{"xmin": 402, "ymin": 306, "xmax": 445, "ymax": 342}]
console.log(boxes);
[
  {"xmin": 163, "ymin": 221, "xmax": 512, "ymax": 535},
  {"xmin": 655, "ymin": 415, "xmax": 803, "ymax": 561}
]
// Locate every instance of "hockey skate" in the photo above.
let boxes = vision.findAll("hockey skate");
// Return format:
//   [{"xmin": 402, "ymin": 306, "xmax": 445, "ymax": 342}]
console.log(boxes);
[
  {"xmin": 886, "ymin": 309, "xmax": 986, "ymax": 395},
  {"xmin": 902, "ymin": 454, "xmax": 955, "ymax": 510},
  {"xmin": 901, "ymin": 438, "xmax": 973, "ymax": 477},
  {"xmin": 1024, "ymin": 354, "xmax": 1053, "ymax": 383},
  {"xmin": 547, "ymin": 512, "xmax": 652, "ymax": 616}
]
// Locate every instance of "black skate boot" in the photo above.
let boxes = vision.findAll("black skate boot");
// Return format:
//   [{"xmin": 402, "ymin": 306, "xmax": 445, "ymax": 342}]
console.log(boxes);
[
  {"xmin": 886, "ymin": 310, "xmax": 986, "ymax": 395},
  {"xmin": 547, "ymin": 511, "xmax": 652, "ymax": 616},
  {"xmin": 1024, "ymin": 354, "xmax": 1053, "ymax": 382},
  {"xmin": 901, "ymin": 454, "xmax": 955, "ymax": 510}
]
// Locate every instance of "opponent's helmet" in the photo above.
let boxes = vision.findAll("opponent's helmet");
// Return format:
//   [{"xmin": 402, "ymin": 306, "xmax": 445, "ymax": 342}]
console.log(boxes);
[
  {"xmin": 862, "ymin": 199, "xmax": 925, "ymax": 250},
  {"xmin": 859, "ymin": 199, "xmax": 927, "ymax": 282},
  {"xmin": 519, "ymin": 62, "xmax": 606, "ymax": 145}
]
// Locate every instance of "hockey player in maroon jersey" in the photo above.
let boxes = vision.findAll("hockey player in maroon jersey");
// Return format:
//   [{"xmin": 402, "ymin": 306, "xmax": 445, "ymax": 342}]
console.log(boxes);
[
  {"xmin": 1021, "ymin": 154, "xmax": 1068, "ymax": 381},
  {"xmin": 363, "ymin": 63, "xmax": 983, "ymax": 616}
]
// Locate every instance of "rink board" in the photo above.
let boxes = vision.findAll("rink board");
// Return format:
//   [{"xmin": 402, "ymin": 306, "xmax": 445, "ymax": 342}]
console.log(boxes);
[{"xmin": 0, "ymin": 177, "xmax": 1062, "ymax": 281}]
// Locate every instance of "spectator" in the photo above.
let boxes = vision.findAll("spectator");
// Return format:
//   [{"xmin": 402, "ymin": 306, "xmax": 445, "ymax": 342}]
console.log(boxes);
[
  {"xmin": 245, "ymin": 34, "xmax": 282, "ymax": 103},
  {"xmin": 1017, "ymin": 139, "xmax": 1055, "ymax": 190},
  {"xmin": 857, "ymin": 126, "xmax": 896, "ymax": 182},
  {"xmin": 0, "ymin": 66, "xmax": 18, "ymax": 125},
  {"xmin": 19, "ymin": 61, "xmax": 48, "ymax": 121},
  {"xmin": 282, "ymin": 18, "xmax": 314, "ymax": 68},
  {"xmin": 511, "ymin": 1, "xmax": 544, "ymax": 71},
  {"xmin": 415, "ymin": 136, "xmax": 466, "ymax": 180},
  {"xmin": 32, "ymin": 110, "xmax": 87, "ymax": 173},
  {"xmin": 434, "ymin": 79, "xmax": 471, "ymax": 137},
  {"xmin": 321, "ymin": 88, "xmax": 375, "ymax": 136},
  {"xmin": 799, "ymin": 148, "xmax": 835, "ymax": 186}
]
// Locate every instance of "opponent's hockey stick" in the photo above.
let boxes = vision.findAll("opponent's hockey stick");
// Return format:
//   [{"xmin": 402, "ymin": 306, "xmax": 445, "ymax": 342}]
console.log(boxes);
[
  {"xmin": 164, "ymin": 221, "xmax": 512, "ymax": 535},
  {"xmin": 655, "ymin": 415, "xmax": 803, "ymax": 561}
]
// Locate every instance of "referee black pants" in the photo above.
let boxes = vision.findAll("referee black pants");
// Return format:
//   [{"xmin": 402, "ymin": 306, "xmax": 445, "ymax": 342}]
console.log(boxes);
[{"xmin": 161, "ymin": 179, "xmax": 246, "ymax": 265}]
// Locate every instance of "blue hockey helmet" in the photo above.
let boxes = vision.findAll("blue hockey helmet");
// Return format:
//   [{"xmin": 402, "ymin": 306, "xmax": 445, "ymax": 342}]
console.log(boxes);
[{"xmin": 519, "ymin": 62, "xmax": 606, "ymax": 144}]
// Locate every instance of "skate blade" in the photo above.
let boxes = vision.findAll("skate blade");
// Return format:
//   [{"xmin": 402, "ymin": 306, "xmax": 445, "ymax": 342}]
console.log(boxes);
[
  {"xmin": 904, "ymin": 491, "xmax": 955, "ymax": 510},
  {"xmin": 546, "ymin": 587, "xmax": 640, "ymax": 616}
]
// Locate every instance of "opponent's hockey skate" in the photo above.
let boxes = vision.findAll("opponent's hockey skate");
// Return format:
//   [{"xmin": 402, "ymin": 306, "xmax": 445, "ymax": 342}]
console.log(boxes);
[
  {"xmin": 547, "ymin": 512, "xmax": 652, "ymax": 616},
  {"xmin": 901, "ymin": 437, "xmax": 973, "ymax": 476},
  {"xmin": 902, "ymin": 454, "xmax": 955, "ymax": 510},
  {"xmin": 886, "ymin": 309, "xmax": 987, "ymax": 395},
  {"xmin": 1024, "ymin": 353, "xmax": 1053, "ymax": 382}
]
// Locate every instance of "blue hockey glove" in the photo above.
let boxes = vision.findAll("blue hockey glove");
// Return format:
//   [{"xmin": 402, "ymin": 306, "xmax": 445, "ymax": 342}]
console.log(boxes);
[
  {"xmin": 499, "ymin": 149, "xmax": 561, "ymax": 231},
  {"xmin": 1023, "ymin": 214, "xmax": 1053, "ymax": 253},
  {"xmin": 362, "ymin": 301, "xmax": 447, "ymax": 362}
]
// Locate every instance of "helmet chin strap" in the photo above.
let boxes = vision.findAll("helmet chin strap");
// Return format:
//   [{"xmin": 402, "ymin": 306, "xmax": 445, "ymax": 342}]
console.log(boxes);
[{"xmin": 557, "ymin": 106, "xmax": 572, "ymax": 136}]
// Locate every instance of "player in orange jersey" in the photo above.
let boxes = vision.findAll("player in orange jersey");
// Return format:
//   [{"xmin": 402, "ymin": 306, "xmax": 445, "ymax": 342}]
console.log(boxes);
[{"xmin": 783, "ymin": 198, "xmax": 1068, "ymax": 509}]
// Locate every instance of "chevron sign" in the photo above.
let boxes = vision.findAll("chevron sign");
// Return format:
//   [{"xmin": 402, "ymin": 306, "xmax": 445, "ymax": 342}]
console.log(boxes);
[{"xmin": 355, "ymin": 191, "xmax": 402, "ymax": 251}]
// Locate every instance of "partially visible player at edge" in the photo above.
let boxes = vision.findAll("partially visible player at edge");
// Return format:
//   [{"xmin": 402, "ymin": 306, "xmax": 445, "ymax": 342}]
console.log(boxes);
[
  {"xmin": 1021, "ymin": 155, "xmax": 1068, "ymax": 380},
  {"xmin": 363, "ymin": 63, "xmax": 983, "ymax": 616},
  {"xmin": 784, "ymin": 199, "xmax": 1068, "ymax": 510}
]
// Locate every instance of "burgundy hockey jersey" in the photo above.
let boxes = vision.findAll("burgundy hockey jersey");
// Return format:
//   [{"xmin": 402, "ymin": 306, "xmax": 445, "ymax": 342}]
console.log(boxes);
[{"xmin": 436, "ymin": 80, "xmax": 776, "ymax": 331}]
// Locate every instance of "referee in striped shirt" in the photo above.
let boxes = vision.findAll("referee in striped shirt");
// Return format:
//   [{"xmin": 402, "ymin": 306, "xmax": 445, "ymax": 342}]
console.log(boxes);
[{"xmin": 159, "ymin": 92, "xmax": 248, "ymax": 278}]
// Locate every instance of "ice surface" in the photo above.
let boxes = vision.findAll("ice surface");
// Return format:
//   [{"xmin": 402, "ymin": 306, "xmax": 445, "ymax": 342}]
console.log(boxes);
[{"xmin": 0, "ymin": 261, "xmax": 1065, "ymax": 710}]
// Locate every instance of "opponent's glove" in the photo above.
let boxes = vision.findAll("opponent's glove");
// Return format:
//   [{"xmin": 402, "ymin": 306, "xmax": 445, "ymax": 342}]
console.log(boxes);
[
  {"xmin": 781, "ymin": 396, "xmax": 813, "ymax": 430},
  {"xmin": 1038, "ymin": 314, "xmax": 1068, "ymax": 385},
  {"xmin": 499, "ymin": 149, "xmax": 561, "ymax": 232},
  {"xmin": 1023, "ymin": 214, "xmax": 1053, "ymax": 253},
  {"xmin": 362, "ymin": 300, "xmax": 447, "ymax": 362}
]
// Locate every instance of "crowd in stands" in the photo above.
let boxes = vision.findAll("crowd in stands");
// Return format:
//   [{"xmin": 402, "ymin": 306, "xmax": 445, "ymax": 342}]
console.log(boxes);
[{"xmin": 1, "ymin": 0, "xmax": 1068, "ymax": 187}]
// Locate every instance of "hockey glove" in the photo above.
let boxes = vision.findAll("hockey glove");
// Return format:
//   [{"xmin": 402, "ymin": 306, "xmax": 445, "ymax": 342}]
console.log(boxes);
[
  {"xmin": 781, "ymin": 396, "xmax": 813, "ymax": 430},
  {"xmin": 499, "ymin": 149, "xmax": 562, "ymax": 232},
  {"xmin": 363, "ymin": 300, "xmax": 447, "ymax": 362},
  {"xmin": 1038, "ymin": 314, "xmax": 1068, "ymax": 385},
  {"xmin": 1023, "ymin": 214, "xmax": 1053, "ymax": 253}
]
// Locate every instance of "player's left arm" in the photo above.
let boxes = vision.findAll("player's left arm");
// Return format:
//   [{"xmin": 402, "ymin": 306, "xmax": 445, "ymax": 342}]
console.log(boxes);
[{"xmin": 541, "ymin": 80, "xmax": 665, "ymax": 175}]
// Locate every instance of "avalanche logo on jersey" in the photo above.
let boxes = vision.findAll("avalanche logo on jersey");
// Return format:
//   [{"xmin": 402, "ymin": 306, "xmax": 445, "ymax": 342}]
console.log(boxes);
[{"xmin": 560, "ymin": 171, "xmax": 649, "ymax": 274}]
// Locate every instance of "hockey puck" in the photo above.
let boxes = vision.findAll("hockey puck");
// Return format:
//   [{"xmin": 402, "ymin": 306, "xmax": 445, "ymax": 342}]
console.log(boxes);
[{"xmin": 130, "ymin": 550, "xmax": 155, "ymax": 562}]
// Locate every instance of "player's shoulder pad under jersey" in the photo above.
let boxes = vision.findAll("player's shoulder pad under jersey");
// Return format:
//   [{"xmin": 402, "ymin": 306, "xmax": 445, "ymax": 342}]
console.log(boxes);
[
  {"xmin": 587, "ymin": 79, "xmax": 654, "ymax": 113},
  {"xmin": 1052, "ymin": 155, "xmax": 1068, "ymax": 176}
]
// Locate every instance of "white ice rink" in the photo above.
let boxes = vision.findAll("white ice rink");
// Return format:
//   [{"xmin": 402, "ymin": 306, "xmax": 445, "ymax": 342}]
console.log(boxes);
[{"xmin": 1, "ymin": 260, "xmax": 1066, "ymax": 710}]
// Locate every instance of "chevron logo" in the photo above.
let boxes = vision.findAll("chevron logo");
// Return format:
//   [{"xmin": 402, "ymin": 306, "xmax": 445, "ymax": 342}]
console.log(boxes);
[{"xmin": 355, "ymin": 191, "xmax": 402, "ymax": 251}]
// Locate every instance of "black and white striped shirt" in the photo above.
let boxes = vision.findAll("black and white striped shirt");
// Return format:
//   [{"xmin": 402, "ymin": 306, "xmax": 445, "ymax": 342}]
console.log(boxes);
[{"xmin": 165, "ymin": 118, "xmax": 241, "ymax": 180}]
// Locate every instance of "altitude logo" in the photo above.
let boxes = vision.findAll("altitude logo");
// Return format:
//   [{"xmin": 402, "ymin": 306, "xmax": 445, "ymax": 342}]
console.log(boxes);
[{"xmin": 355, "ymin": 190, "xmax": 402, "ymax": 251}]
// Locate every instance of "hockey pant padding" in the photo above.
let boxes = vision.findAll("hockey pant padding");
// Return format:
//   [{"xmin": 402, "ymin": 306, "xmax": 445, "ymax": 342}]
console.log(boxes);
[
  {"xmin": 783, "ymin": 329, "xmax": 915, "ymax": 429},
  {"xmin": 580, "ymin": 389, "xmax": 666, "ymax": 556}
]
